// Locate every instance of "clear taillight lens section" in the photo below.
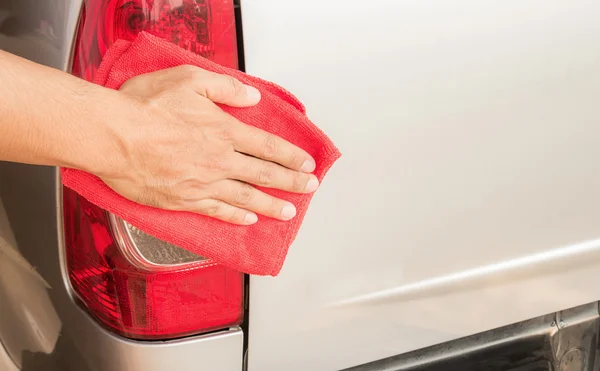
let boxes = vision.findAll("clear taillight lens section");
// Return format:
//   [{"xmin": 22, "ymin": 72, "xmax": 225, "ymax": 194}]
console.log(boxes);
[
  {"xmin": 110, "ymin": 216, "xmax": 206, "ymax": 267},
  {"xmin": 64, "ymin": 0, "xmax": 243, "ymax": 340}
]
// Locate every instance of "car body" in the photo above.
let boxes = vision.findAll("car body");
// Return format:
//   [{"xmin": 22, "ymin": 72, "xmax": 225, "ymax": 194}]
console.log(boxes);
[{"xmin": 2, "ymin": 1, "xmax": 600, "ymax": 370}]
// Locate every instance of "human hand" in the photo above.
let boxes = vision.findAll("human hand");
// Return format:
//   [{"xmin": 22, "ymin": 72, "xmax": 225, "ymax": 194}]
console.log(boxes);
[{"xmin": 95, "ymin": 65, "xmax": 318, "ymax": 225}]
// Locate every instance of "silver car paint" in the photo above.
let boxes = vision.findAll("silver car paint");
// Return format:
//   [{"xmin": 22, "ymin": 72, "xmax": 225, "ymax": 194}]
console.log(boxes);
[
  {"xmin": 2, "ymin": 0, "xmax": 600, "ymax": 370},
  {"xmin": 0, "ymin": 0, "xmax": 243, "ymax": 369},
  {"xmin": 242, "ymin": 0, "xmax": 600, "ymax": 370}
]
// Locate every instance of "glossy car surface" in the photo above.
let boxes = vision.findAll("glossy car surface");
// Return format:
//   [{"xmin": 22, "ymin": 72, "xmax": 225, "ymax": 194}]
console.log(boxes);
[{"xmin": 2, "ymin": 1, "xmax": 600, "ymax": 370}]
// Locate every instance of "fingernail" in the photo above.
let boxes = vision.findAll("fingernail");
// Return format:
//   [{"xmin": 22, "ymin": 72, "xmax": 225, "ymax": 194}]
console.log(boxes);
[
  {"xmin": 281, "ymin": 204, "xmax": 297, "ymax": 220},
  {"xmin": 245, "ymin": 85, "xmax": 261, "ymax": 103},
  {"xmin": 244, "ymin": 212, "xmax": 258, "ymax": 224},
  {"xmin": 304, "ymin": 176, "xmax": 319, "ymax": 193},
  {"xmin": 300, "ymin": 159, "xmax": 316, "ymax": 172}
]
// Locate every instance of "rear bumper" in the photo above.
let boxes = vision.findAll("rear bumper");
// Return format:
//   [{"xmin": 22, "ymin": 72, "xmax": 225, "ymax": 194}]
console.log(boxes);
[{"xmin": 344, "ymin": 301, "xmax": 599, "ymax": 371}]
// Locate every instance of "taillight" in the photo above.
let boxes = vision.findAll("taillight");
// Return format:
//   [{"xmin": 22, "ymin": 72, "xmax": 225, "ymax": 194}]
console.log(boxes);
[
  {"xmin": 72, "ymin": 0, "xmax": 238, "ymax": 80},
  {"xmin": 65, "ymin": 0, "xmax": 243, "ymax": 340}
]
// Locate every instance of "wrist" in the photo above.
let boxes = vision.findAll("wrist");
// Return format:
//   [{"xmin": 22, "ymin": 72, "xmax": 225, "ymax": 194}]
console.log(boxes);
[{"xmin": 62, "ymin": 87, "xmax": 133, "ymax": 178}]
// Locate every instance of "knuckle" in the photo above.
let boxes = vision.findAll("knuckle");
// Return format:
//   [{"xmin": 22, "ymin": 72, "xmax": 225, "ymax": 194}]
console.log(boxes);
[
  {"xmin": 150, "ymin": 90, "xmax": 176, "ymax": 106},
  {"xmin": 118, "ymin": 79, "xmax": 135, "ymax": 92},
  {"xmin": 202, "ymin": 154, "xmax": 229, "ymax": 173},
  {"xmin": 180, "ymin": 64, "xmax": 200, "ymax": 76},
  {"xmin": 292, "ymin": 173, "xmax": 307, "ymax": 192},
  {"xmin": 268, "ymin": 196, "xmax": 282, "ymax": 215},
  {"xmin": 224, "ymin": 75, "xmax": 244, "ymax": 97},
  {"xmin": 201, "ymin": 201, "xmax": 222, "ymax": 217},
  {"xmin": 193, "ymin": 180, "xmax": 212, "ymax": 193},
  {"xmin": 262, "ymin": 135, "xmax": 279, "ymax": 159},
  {"xmin": 234, "ymin": 184, "xmax": 254, "ymax": 206},
  {"xmin": 217, "ymin": 121, "xmax": 235, "ymax": 142},
  {"xmin": 257, "ymin": 164, "xmax": 275, "ymax": 185},
  {"xmin": 288, "ymin": 151, "xmax": 301, "ymax": 168},
  {"xmin": 180, "ymin": 181, "xmax": 209, "ymax": 200},
  {"xmin": 205, "ymin": 182, "xmax": 224, "ymax": 200},
  {"xmin": 229, "ymin": 209, "xmax": 246, "ymax": 223},
  {"xmin": 176, "ymin": 65, "xmax": 200, "ymax": 83}
]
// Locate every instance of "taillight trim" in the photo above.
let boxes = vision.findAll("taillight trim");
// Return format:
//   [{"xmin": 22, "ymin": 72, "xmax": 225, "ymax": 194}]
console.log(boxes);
[
  {"xmin": 56, "ymin": 1, "xmax": 88, "ymax": 303},
  {"xmin": 57, "ymin": 174, "xmax": 77, "ymax": 300}
]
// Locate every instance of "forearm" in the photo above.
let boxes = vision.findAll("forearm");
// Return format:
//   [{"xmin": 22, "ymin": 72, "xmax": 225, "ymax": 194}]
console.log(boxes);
[{"xmin": 0, "ymin": 49, "xmax": 124, "ymax": 173}]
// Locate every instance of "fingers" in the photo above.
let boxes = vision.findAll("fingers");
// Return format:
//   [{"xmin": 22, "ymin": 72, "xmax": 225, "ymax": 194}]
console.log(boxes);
[
  {"xmin": 169, "ymin": 66, "xmax": 317, "ymax": 172},
  {"xmin": 229, "ymin": 152, "xmax": 319, "ymax": 194},
  {"xmin": 182, "ymin": 65, "xmax": 261, "ymax": 107},
  {"xmin": 228, "ymin": 120, "xmax": 316, "ymax": 172},
  {"xmin": 191, "ymin": 179, "xmax": 299, "ymax": 224},
  {"xmin": 193, "ymin": 199, "xmax": 258, "ymax": 225},
  {"xmin": 213, "ymin": 180, "xmax": 298, "ymax": 221}
]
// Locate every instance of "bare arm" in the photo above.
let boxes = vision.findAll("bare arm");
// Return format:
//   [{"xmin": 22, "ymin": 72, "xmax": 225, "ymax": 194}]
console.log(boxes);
[
  {"xmin": 0, "ymin": 50, "xmax": 318, "ymax": 224},
  {"xmin": 0, "ymin": 49, "xmax": 125, "ymax": 173}
]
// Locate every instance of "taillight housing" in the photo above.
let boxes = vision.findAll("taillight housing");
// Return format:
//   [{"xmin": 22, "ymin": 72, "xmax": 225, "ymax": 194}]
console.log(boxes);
[
  {"xmin": 65, "ymin": 0, "xmax": 243, "ymax": 340},
  {"xmin": 72, "ymin": 0, "xmax": 238, "ymax": 79}
]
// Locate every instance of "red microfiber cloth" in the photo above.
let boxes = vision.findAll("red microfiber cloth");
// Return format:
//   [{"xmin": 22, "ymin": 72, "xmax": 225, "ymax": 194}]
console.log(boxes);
[{"xmin": 61, "ymin": 32, "xmax": 341, "ymax": 276}]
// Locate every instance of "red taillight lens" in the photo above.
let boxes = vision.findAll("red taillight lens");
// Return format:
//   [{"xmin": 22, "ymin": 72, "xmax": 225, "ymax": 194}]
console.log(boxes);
[
  {"xmin": 72, "ymin": 0, "xmax": 238, "ymax": 80},
  {"xmin": 65, "ymin": 0, "xmax": 243, "ymax": 340}
]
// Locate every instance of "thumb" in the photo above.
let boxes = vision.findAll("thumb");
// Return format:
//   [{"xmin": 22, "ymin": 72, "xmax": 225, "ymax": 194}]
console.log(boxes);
[{"xmin": 192, "ymin": 70, "xmax": 261, "ymax": 107}]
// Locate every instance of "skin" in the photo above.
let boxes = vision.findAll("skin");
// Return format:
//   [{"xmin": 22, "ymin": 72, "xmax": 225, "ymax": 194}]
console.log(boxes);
[{"xmin": 0, "ymin": 50, "xmax": 319, "ymax": 225}]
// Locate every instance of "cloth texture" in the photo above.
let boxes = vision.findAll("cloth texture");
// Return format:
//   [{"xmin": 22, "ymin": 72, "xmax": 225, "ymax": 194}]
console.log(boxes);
[{"xmin": 61, "ymin": 32, "xmax": 341, "ymax": 276}]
